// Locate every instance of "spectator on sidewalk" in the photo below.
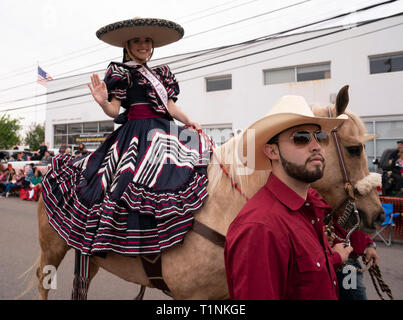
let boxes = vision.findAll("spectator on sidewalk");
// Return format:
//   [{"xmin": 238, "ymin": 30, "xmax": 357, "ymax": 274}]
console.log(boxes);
[
  {"xmin": 38, "ymin": 141, "xmax": 48, "ymax": 160},
  {"xmin": 58, "ymin": 142, "xmax": 67, "ymax": 154},
  {"xmin": 23, "ymin": 163, "xmax": 35, "ymax": 188},
  {"xmin": 26, "ymin": 168, "xmax": 43, "ymax": 201},
  {"xmin": 0, "ymin": 168, "xmax": 10, "ymax": 192},
  {"xmin": 75, "ymin": 143, "xmax": 89, "ymax": 156},
  {"xmin": 2, "ymin": 169, "xmax": 25, "ymax": 198},
  {"xmin": 41, "ymin": 151, "xmax": 52, "ymax": 163}
]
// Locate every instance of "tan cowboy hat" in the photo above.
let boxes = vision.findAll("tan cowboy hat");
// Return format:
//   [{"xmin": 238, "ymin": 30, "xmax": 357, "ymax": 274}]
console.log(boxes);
[
  {"xmin": 239, "ymin": 95, "xmax": 348, "ymax": 170},
  {"xmin": 96, "ymin": 17, "xmax": 184, "ymax": 48}
]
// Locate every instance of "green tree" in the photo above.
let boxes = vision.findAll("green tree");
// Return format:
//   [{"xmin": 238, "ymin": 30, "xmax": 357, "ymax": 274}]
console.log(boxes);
[
  {"xmin": 0, "ymin": 114, "xmax": 21, "ymax": 149},
  {"xmin": 24, "ymin": 123, "xmax": 45, "ymax": 151}
]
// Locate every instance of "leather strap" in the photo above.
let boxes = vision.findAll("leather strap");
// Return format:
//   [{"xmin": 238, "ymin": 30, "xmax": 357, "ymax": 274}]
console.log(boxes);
[
  {"xmin": 192, "ymin": 219, "xmax": 226, "ymax": 248},
  {"xmin": 328, "ymin": 106, "xmax": 355, "ymax": 199},
  {"xmin": 140, "ymin": 219, "xmax": 226, "ymax": 295},
  {"xmin": 140, "ymin": 254, "xmax": 170, "ymax": 292}
]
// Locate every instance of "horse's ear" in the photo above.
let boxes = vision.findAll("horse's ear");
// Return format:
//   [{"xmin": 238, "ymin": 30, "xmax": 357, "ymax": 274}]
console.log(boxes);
[{"xmin": 335, "ymin": 85, "xmax": 349, "ymax": 116}]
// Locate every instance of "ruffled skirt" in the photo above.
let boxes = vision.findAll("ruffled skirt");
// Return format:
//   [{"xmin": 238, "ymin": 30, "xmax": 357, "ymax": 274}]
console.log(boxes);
[{"xmin": 42, "ymin": 118, "xmax": 210, "ymax": 257}]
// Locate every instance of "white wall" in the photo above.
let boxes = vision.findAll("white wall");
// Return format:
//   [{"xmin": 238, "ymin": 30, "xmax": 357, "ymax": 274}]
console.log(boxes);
[{"xmin": 45, "ymin": 15, "xmax": 403, "ymax": 147}]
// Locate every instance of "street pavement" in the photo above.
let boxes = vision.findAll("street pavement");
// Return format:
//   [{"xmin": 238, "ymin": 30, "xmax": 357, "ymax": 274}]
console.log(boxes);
[
  {"xmin": 0, "ymin": 197, "xmax": 169, "ymax": 300},
  {"xmin": 1, "ymin": 197, "xmax": 402, "ymax": 300}
]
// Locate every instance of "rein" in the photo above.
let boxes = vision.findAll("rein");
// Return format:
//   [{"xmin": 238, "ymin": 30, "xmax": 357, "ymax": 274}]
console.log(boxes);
[{"xmin": 187, "ymin": 125, "xmax": 250, "ymax": 202}]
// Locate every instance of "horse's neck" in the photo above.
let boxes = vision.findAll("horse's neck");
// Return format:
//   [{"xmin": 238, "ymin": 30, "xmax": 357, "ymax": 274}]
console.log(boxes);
[{"xmin": 197, "ymin": 162, "xmax": 269, "ymax": 235}]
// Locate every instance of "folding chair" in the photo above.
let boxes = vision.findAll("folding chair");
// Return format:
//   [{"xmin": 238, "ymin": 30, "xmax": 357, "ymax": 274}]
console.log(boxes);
[{"xmin": 372, "ymin": 203, "xmax": 401, "ymax": 246}]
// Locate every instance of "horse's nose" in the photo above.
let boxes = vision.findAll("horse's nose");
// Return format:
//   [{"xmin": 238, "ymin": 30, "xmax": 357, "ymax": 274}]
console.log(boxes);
[{"xmin": 374, "ymin": 210, "xmax": 385, "ymax": 225}]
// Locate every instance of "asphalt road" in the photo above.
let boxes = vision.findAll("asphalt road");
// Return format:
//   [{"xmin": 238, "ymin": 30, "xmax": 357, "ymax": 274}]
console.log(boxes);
[
  {"xmin": 1, "ymin": 197, "xmax": 402, "ymax": 300},
  {"xmin": 0, "ymin": 197, "xmax": 169, "ymax": 300}
]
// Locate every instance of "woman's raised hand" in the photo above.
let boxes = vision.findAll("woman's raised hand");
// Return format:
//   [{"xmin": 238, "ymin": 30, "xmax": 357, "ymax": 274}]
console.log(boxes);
[
  {"xmin": 88, "ymin": 74, "xmax": 108, "ymax": 106},
  {"xmin": 186, "ymin": 121, "xmax": 202, "ymax": 132}
]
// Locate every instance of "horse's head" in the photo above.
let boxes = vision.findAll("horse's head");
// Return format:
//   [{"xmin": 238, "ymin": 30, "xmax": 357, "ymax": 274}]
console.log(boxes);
[{"xmin": 311, "ymin": 85, "xmax": 384, "ymax": 232}]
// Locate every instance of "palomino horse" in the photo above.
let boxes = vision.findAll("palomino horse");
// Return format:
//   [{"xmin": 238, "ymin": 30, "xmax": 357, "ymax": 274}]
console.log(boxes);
[{"xmin": 35, "ymin": 86, "xmax": 383, "ymax": 299}]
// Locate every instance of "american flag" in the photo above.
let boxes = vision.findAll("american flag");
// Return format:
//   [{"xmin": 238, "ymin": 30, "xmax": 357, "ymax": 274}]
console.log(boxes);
[{"xmin": 37, "ymin": 66, "xmax": 53, "ymax": 87}]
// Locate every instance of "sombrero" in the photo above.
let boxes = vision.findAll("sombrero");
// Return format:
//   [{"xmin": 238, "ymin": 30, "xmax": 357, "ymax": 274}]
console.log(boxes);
[
  {"xmin": 96, "ymin": 17, "xmax": 184, "ymax": 48},
  {"xmin": 238, "ymin": 95, "xmax": 349, "ymax": 170}
]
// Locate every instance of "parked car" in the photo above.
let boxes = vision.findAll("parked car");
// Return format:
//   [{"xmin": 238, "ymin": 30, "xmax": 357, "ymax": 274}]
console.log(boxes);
[{"xmin": 0, "ymin": 150, "xmax": 34, "ymax": 162}]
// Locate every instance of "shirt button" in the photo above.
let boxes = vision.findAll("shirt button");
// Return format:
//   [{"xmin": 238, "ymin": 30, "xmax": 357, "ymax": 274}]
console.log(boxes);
[
  {"xmin": 305, "ymin": 202, "xmax": 310, "ymax": 206},
  {"xmin": 316, "ymin": 262, "xmax": 321, "ymax": 267},
  {"xmin": 311, "ymin": 220, "xmax": 315, "ymax": 224},
  {"xmin": 333, "ymin": 281, "xmax": 337, "ymax": 286}
]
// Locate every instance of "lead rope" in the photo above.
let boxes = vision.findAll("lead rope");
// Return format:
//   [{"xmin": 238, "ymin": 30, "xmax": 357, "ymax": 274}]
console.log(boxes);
[
  {"xmin": 364, "ymin": 257, "xmax": 394, "ymax": 300},
  {"xmin": 324, "ymin": 196, "xmax": 394, "ymax": 300}
]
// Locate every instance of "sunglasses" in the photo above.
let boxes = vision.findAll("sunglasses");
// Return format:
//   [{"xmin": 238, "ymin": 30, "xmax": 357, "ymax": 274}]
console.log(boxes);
[{"xmin": 289, "ymin": 130, "xmax": 330, "ymax": 147}]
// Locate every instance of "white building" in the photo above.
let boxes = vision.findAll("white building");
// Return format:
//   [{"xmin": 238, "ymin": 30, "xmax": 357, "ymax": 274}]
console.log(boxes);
[{"xmin": 45, "ymin": 14, "xmax": 403, "ymax": 170}]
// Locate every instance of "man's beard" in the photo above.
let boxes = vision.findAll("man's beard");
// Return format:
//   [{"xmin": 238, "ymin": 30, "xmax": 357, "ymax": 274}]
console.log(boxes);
[{"xmin": 279, "ymin": 150, "xmax": 325, "ymax": 183}]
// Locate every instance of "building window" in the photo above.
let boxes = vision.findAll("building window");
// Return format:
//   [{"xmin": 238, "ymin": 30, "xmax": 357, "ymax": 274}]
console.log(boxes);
[
  {"xmin": 369, "ymin": 52, "xmax": 403, "ymax": 74},
  {"xmin": 264, "ymin": 67, "xmax": 294, "ymax": 85},
  {"xmin": 363, "ymin": 119, "xmax": 403, "ymax": 171},
  {"xmin": 83, "ymin": 122, "xmax": 98, "ymax": 133},
  {"xmin": 264, "ymin": 62, "xmax": 331, "ymax": 85},
  {"xmin": 54, "ymin": 120, "xmax": 114, "ymax": 151},
  {"xmin": 206, "ymin": 75, "xmax": 232, "ymax": 92}
]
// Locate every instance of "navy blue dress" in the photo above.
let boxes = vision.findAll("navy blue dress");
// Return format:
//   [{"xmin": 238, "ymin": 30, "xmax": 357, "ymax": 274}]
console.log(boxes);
[{"xmin": 42, "ymin": 62, "xmax": 210, "ymax": 257}]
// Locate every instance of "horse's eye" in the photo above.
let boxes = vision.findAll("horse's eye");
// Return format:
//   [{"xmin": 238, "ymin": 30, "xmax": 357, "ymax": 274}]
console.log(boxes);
[{"xmin": 346, "ymin": 145, "xmax": 363, "ymax": 157}]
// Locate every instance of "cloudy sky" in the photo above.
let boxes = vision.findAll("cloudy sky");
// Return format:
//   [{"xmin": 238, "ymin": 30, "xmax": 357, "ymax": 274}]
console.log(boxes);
[{"xmin": 0, "ymin": 0, "xmax": 402, "ymax": 133}]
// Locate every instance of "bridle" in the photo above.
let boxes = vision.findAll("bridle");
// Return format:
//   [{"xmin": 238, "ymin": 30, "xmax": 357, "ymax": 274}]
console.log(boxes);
[{"xmin": 323, "ymin": 106, "xmax": 360, "ymax": 246}]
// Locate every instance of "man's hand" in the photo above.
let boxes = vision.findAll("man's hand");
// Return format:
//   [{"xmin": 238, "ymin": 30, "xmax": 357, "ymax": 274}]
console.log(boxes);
[
  {"xmin": 332, "ymin": 243, "xmax": 353, "ymax": 263},
  {"xmin": 364, "ymin": 247, "xmax": 379, "ymax": 266}
]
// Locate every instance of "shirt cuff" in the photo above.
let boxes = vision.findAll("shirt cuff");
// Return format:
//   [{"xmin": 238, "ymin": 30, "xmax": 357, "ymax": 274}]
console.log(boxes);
[{"xmin": 332, "ymin": 252, "xmax": 343, "ymax": 270}]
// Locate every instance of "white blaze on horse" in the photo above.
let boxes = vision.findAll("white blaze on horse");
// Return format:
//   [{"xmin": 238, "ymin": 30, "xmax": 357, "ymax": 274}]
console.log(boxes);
[{"xmin": 34, "ymin": 86, "xmax": 383, "ymax": 300}]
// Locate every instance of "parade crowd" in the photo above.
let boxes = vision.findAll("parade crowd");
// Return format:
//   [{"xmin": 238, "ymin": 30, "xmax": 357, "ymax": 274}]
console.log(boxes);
[{"xmin": 0, "ymin": 142, "xmax": 89, "ymax": 201}]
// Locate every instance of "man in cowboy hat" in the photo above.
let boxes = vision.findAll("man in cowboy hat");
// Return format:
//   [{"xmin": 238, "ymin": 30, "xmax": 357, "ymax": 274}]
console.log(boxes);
[{"xmin": 224, "ymin": 95, "xmax": 354, "ymax": 300}]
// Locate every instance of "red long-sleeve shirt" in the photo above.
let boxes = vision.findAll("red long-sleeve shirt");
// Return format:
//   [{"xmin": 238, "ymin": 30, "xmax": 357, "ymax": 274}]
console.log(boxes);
[{"xmin": 225, "ymin": 173, "xmax": 341, "ymax": 300}]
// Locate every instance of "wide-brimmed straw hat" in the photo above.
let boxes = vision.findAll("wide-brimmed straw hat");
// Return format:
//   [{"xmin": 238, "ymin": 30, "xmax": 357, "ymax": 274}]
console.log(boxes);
[
  {"xmin": 238, "ymin": 95, "xmax": 348, "ymax": 170},
  {"xmin": 96, "ymin": 17, "xmax": 184, "ymax": 48}
]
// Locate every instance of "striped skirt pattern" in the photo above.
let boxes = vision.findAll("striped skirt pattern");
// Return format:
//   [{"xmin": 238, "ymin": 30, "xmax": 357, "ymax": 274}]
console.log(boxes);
[{"xmin": 41, "ymin": 118, "xmax": 210, "ymax": 257}]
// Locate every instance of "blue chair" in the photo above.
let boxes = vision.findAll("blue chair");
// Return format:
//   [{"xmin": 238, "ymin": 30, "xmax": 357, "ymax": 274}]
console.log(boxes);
[{"xmin": 372, "ymin": 203, "xmax": 401, "ymax": 246}]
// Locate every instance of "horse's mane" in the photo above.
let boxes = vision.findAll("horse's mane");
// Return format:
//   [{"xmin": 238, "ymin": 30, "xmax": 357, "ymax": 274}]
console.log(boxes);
[{"xmin": 207, "ymin": 133, "xmax": 269, "ymax": 196}]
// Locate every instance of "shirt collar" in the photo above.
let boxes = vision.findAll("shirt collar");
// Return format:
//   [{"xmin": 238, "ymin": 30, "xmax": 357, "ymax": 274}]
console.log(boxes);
[
  {"xmin": 265, "ymin": 173, "xmax": 331, "ymax": 211},
  {"xmin": 265, "ymin": 173, "xmax": 305, "ymax": 211}
]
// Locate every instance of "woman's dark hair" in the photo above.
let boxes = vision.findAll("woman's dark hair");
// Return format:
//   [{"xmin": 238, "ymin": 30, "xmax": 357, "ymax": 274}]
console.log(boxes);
[{"xmin": 35, "ymin": 168, "xmax": 42, "ymax": 177}]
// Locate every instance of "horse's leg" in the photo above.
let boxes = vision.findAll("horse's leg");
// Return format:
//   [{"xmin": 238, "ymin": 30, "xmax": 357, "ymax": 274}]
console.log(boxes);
[
  {"xmin": 87, "ymin": 258, "xmax": 100, "ymax": 295},
  {"xmin": 36, "ymin": 195, "xmax": 70, "ymax": 300}
]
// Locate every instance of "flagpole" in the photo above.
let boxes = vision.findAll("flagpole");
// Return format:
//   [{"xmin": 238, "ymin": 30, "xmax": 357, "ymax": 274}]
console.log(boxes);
[{"xmin": 35, "ymin": 61, "xmax": 39, "ymax": 125}]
